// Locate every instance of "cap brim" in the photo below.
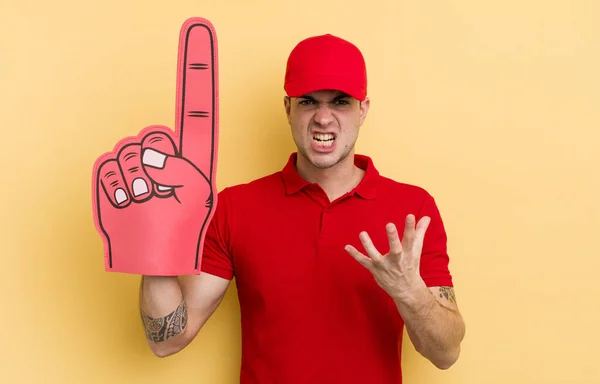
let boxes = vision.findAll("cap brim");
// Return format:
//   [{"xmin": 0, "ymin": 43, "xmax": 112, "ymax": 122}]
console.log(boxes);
[{"xmin": 285, "ymin": 75, "xmax": 366, "ymax": 101}]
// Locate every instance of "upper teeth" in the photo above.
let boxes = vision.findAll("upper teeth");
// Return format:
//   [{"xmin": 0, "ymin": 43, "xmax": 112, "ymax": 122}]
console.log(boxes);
[{"xmin": 314, "ymin": 134, "xmax": 334, "ymax": 141}]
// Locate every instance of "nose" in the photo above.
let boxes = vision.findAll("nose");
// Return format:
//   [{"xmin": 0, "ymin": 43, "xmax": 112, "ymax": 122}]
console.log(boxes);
[{"xmin": 313, "ymin": 104, "xmax": 335, "ymax": 127}]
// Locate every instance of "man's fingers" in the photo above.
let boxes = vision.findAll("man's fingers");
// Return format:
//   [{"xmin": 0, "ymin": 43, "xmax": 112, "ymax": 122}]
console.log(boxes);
[
  {"xmin": 402, "ymin": 214, "xmax": 417, "ymax": 250},
  {"xmin": 359, "ymin": 231, "xmax": 384, "ymax": 263},
  {"xmin": 345, "ymin": 245, "xmax": 373, "ymax": 270},
  {"xmin": 140, "ymin": 128, "xmax": 178, "ymax": 196},
  {"xmin": 97, "ymin": 158, "xmax": 129, "ymax": 208},
  {"xmin": 414, "ymin": 216, "xmax": 431, "ymax": 254},
  {"xmin": 385, "ymin": 223, "xmax": 403, "ymax": 256},
  {"xmin": 116, "ymin": 143, "xmax": 152, "ymax": 202},
  {"xmin": 416, "ymin": 216, "xmax": 431, "ymax": 235},
  {"xmin": 175, "ymin": 17, "xmax": 218, "ymax": 184}
]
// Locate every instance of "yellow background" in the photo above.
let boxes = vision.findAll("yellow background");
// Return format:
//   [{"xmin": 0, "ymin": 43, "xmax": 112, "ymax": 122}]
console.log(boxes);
[{"xmin": 2, "ymin": 0, "xmax": 599, "ymax": 383}]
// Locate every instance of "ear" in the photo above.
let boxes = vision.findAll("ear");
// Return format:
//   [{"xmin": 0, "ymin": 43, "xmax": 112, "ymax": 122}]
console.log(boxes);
[
  {"xmin": 359, "ymin": 97, "xmax": 370, "ymax": 126},
  {"xmin": 283, "ymin": 96, "xmax": 292, "ymax": 123}
]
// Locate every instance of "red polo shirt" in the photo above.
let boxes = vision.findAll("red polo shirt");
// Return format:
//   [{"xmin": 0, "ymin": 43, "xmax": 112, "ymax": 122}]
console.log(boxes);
[{"xmin": 201, "ymin": 153, "xmax": 453, "ymax": 384}]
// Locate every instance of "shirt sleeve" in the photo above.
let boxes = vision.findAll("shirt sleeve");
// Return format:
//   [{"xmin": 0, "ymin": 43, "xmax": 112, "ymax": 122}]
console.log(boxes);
[
  {"xmin": 417, "ymin": 192, "xmax": 454, "ymax": 287},
  {"xmin": 200, "ymin": 187, "xmax": 235, "ymax": 280}
]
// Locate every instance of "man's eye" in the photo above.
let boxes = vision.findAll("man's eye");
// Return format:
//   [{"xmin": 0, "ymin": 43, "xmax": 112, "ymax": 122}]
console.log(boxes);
[
  {"xmin": 299, "ymin": 100, "xmax": 314, "ymax": 105},
  {"xmin": 335, "ymin": 99, "xmax": 349, "ymax": 105}
]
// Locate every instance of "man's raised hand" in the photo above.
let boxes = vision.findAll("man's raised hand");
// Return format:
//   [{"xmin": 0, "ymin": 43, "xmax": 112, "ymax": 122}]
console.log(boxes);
[{"xmin": 345, "ymin": 214, "xmax": 431, "ymax": 300}]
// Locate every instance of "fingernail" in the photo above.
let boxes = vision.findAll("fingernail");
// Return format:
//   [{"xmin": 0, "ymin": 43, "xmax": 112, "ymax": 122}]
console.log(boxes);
[
  {"xmin": 157, "ymin": 185, "xmax": 171, "ymax": 191},
  {"xmin": 114, "ymin": 188, "xmax": 127, "ymax": 204},
  {"xmin": 142, "ymin": 149, "xmax": 167, "ymax": 169},
  {"xmin": 133, "ymin": 178, "xmax": 149, "ymax": 196}
]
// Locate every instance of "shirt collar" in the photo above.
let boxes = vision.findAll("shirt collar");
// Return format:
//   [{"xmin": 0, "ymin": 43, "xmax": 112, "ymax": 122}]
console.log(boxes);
[{"xmin": 281, "ymin": 152, "xmax": 379, "ymax": 199}]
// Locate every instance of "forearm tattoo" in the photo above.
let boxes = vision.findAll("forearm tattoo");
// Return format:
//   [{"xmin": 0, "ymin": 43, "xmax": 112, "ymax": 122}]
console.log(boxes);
[
  {"xmin": 141, "ymin": 298, "xmax": 188, "ymax": 342},
  {"xmin": 438, "ymin": 286, "xmax": 457, "ymax": 303}
]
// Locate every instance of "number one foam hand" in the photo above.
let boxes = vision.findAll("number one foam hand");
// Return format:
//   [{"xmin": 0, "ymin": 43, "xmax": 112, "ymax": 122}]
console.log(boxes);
[{"xmin": 92, "ymin": 17, "xmax": 219, "ymax": 276}]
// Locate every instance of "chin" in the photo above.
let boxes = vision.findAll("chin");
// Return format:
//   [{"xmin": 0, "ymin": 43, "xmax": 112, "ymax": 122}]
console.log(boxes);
[
  {"xmin": 305, "ymin": 150, "xmax": 351, "ymax": 170},
  {"xmin": 310, "ymin": 158, "xmax": 339, "ymax": 169}
]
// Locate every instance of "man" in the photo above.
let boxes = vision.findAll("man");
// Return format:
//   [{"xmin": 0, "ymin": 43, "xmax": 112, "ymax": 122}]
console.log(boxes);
[{"xmin": 139, "ymin": 33, "xmax": 465, "ymax": 383}]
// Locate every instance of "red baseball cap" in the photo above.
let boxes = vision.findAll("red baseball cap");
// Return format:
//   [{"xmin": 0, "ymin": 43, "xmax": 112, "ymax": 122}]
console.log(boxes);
[{"xmin": 284, "ymin": 34, "xmax": 367, "ymax": 101}]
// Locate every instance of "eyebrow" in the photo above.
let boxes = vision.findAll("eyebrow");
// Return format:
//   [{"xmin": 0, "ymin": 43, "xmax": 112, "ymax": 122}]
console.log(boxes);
[
  {"xmin": 298, "ymin": 93, "xmax": 351, "ymax": 103},
  {"xmin": 298, "ymin": 95, "xmax": 317, "ymax": 102},
  {"xmin": 331, "ymin": 93, "xmax": 351, "ymax": 102}
]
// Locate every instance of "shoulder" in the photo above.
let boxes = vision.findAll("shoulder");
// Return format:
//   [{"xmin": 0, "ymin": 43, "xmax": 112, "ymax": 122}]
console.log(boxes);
[
  {"xmin": 215, "ymin": 170, "xmax": 284, "ymax": 203},
  {"xmin": 359, "ymin": 154, "xmax": 430, "ymax": 197},
  {"xmin": 207, "ymin": 171, "xmax": 285, "ymax": 244},
  {"xmin": 370, "ymin": 170, "xmax": 448, "ymax": 224},
  {"xmin": 375, "ymin": 173, "xmax": 437, "ymax": 207},
  {"xmin": 373, "ymin": 174, "xmax": 448, "ymax": 245}
]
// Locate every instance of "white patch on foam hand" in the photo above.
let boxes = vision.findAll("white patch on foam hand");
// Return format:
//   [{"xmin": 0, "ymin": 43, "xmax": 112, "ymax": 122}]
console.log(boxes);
[
  {"xmin": 114, "ymin": 188, "xmax": 127, "ymax": 204},
  {"xmin": 142, "ymin": 149, "xmax": 167, "ymax": 169},
  {"xmin": 133, "ymin": 178, "xmax": 149, "ymax": 196},
  {"xmin": 157, "ymin": 185, "xmax": 171, "ymax": 191}
]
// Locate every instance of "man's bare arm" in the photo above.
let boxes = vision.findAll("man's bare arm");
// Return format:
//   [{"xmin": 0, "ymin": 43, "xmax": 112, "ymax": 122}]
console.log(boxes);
[
  {"xmin": 344, "ymin": 215, "xmax": 466, "ymax": 369},
  {"xmin": 139, "ymin": 273, "xmax": 230, "ymax": 357},
  {"xmin": 395, "ymin": 284, "xmax": 465, "ymax": 369},
  {"xmin": 141, "ymin": 294, "xmax": 188, "ymax": 343}
]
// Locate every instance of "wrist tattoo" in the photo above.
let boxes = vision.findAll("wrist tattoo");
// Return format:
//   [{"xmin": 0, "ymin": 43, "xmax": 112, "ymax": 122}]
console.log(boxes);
[
  {"xmin": 141, "ymin": 298, "xmax": 188, "ymax": 342},
  {"xmin": 439, "ymin": 286, "xmax": 457, "ymax": 303}
]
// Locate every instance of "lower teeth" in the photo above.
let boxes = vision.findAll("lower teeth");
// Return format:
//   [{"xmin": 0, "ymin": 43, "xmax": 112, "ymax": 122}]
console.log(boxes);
[{"xmin": 314, "ymin": 139, "xmax": 333, "ymax": 147}]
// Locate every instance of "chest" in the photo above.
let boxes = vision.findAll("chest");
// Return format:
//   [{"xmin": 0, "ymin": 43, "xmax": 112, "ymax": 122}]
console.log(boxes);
[{"xmin": 230, "ymin": 193, "xmax": 409, "ymax": 305}]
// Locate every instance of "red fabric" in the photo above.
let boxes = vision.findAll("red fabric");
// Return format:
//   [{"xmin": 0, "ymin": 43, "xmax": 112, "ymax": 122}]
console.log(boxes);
[
  {"xmin": 283, "ymin": 34, "xmax": 367, "ymax": 101},
  {"xmin": 201, "ymin": 153, "xmax": 453, "ymax": 384}
]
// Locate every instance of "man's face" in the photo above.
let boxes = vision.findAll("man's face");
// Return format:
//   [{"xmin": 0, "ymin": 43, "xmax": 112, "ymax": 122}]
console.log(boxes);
[{"xmin": 284, "ymin": 90, "xmax": 370, "ymax": 169}]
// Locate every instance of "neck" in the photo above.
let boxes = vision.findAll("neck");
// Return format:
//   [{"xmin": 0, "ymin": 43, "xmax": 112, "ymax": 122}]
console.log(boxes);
[{"xmin": 295, "ymin": 152, "xmax": 365, "ymax": 202}]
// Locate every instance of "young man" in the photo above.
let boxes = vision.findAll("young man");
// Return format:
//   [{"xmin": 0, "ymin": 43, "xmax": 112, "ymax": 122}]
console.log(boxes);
[{"xmin": 139, "ymin": 34, "xmax": 465, "ymax": 383}]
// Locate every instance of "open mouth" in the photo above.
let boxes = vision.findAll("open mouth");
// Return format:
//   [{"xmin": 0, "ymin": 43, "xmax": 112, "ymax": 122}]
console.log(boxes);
[{"xmin": 313, "ymin": 133, "xmax": 335, "ymax": 147}]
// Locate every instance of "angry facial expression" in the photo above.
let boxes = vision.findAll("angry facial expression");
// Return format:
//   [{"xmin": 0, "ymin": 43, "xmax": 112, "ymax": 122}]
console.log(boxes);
[{"xmin": 284, "ymin": 90, "xmax": 370, "ymax": 169}]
